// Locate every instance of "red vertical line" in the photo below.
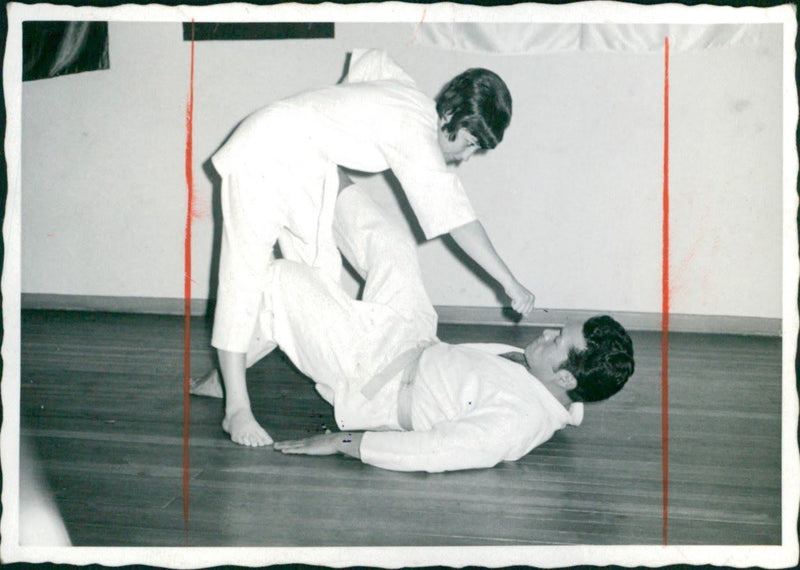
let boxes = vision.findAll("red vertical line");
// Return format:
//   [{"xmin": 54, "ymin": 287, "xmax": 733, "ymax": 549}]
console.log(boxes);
[
  {"xmin": 661, "ymin": 35, "xmax": 670, "ymax": 546},
  {"xmin": 183, "ymin": 19, "xmax": 196, "ymax": 531}
]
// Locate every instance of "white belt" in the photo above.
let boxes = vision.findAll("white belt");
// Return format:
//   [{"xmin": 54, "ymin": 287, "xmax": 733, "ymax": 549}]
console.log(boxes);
[{"xmin": 360, "ymin": 340, "xmax": 436, "ymax": 431}]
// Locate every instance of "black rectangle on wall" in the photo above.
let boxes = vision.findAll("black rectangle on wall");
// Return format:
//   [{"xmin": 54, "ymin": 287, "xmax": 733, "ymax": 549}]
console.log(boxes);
[{"xmin": 183, "ymin": 22, "xmax": 334, "ymax": 41}]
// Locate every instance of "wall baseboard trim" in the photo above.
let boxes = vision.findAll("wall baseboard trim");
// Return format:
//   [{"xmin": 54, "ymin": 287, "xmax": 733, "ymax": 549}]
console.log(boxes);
[
  {"xmin": 435, "ymin": 306, "xmax": 782, "ymax": 337},
  {"xmin": 21, "ymin": 294, "xmax": 210, "ymax": 317},
  {"xmin": 20, "ymin": 294, "xmax": 782, "ymax": 336}
]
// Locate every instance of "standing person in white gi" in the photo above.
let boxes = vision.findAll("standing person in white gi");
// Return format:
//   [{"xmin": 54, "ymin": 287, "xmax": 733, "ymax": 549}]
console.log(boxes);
[{"xmin": 202, "ymin": 49, "xmax": 537, "ymax": 447}]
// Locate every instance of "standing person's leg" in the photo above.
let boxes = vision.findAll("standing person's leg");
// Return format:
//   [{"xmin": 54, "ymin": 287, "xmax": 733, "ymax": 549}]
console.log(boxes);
[
  {"xmin": 210, "ymin": 168, "xmax": 285, "ymax": 446},
  {"xmin": 194, "ymin": 161, "xmax": 341, "ymax": 447},
  {"xmin": 193, "ymin": 165, "xmax": 343, "ymax": 398}
]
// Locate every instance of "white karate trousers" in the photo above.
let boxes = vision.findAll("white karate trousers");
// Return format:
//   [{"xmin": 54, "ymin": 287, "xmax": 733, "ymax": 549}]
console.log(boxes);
[{"xmin": 246, "ymin": 187, "xmax": 439, "ymax": 430}]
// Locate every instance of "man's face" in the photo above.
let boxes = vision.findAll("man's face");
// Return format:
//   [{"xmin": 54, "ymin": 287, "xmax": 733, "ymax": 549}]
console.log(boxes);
[
  {"xmin": 523, "ymin": 320, "xmax": 588, "ymax": 381},
  {"xmin": 437, "ymin": 126, "xmax": 480, "ymax": 165}
]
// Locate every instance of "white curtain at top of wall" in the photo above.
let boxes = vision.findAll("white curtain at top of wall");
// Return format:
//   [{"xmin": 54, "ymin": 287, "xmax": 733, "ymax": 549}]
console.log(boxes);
[{"xmin": 413, "ymin": 23, "xmax": 776, "ymax": 53}]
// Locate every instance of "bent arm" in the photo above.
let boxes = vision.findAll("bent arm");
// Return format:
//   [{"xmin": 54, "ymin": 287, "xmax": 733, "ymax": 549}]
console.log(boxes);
[
  {"xmin": 449, "ymin": 220, "xmax": 535, "ymax": 315},
  {"xmin": 274, "ymin": 409, "xmax": 514, "ymax": 472}
]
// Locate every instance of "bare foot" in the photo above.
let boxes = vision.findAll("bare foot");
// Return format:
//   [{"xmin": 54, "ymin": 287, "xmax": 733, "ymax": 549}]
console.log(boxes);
[
  {"xmin": 222, "ymin": 408, "xmax": 273, "ymax": 447},
  {"xmin": 190, "ymin": 369, "xmax": 224, "ymax": 399}
]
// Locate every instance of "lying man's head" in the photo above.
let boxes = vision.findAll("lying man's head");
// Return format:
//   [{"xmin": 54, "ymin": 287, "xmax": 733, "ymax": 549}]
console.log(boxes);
[{"xmin": 524, "ymin": 315, "xmax": 635, "ymax": 402}]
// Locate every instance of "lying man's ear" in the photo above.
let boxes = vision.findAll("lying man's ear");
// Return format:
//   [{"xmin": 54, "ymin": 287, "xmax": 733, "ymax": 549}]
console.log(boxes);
[{"xmin": 554, "ymin": 369, "xmax": 578, "ymax": 390}]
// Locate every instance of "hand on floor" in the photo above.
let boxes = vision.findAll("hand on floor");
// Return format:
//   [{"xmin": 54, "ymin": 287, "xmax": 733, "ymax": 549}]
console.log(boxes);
[{"xmin": 273, "ymin": 432, "xmax": 342, "ymax": 455}]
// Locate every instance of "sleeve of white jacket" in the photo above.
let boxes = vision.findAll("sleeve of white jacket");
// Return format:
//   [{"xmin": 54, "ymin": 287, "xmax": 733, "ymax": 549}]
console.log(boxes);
[
  {"xmin": 388, "ymin": 163, "xmax": 477, "ymax": 240},
  {"xmin": 346, "ymin": 49, "xmax": 477, "ymax": 239},
  {"xmin": 378, "ymin": 115, "xmax": 477, "ymax": 239},
  {"xmin": 359, "ymin": 404, "xmax": 539, "ymax": 473}
]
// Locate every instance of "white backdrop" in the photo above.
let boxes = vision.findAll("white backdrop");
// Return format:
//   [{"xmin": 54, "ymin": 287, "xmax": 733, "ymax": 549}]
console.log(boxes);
[{"xmin": 17, "ymin": 17, "xmax": 787, "ymax": 319}]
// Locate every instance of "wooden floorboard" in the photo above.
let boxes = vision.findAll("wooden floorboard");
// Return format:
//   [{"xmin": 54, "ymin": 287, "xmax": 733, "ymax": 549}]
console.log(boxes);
[{"xmin": 14, "ymin": 310, "xmax": 784, "ymax": 546}]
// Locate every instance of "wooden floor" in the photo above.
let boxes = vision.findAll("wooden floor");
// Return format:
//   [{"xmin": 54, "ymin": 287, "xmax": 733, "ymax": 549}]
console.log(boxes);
[{"xmin": 16, "ymin": 310, "xmax": 783, "ymax": 547}]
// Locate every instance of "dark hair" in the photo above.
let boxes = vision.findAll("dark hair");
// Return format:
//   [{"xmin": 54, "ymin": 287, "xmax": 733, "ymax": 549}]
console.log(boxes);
[
  {"xmin": 560, "ymin": 315, "xmax": 635, "ymax": 403},
  {"xmin": 435, "ymin": 68, "xmax": 512, "ymax": 150}
]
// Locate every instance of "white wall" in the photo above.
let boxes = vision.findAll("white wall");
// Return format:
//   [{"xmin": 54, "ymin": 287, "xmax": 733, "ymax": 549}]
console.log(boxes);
[{"xmin": 19, "ymin": 22, "xmax": 784, "ymax": 319}]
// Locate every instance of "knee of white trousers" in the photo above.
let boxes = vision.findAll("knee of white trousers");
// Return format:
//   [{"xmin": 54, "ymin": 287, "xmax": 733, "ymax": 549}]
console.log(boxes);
[{"xmin": 334, "ymin": 195, "xmax": 417, "ymax": 277}]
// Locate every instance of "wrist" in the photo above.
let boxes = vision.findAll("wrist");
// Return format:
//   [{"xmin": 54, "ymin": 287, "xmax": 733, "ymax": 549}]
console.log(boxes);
[
  {"xmin": 335, "ymin": 432, "xmax": 363, "ymax": 459},
  {"xmin": 500, "ymin": 276, "xmax": 519, "ymax": 291}
]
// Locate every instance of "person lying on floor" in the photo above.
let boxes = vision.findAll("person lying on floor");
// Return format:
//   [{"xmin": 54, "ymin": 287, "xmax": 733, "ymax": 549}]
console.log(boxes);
[{"xmin": 192, "ymin": 183, "xmax": 635, "ymax": 473}]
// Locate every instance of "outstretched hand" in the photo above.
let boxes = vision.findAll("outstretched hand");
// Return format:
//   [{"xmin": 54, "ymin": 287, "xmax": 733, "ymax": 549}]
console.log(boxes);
[
  {"xmin": 273, "ymin": 433, "xmax": 341, "ymax": 455},
  {"xmin": 273, "ymin": 431, "xmax": 363, "ymax": 458},
  {"xmin": 505, "ymin": 280, "xmax": 536, "ymax": 315}
]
